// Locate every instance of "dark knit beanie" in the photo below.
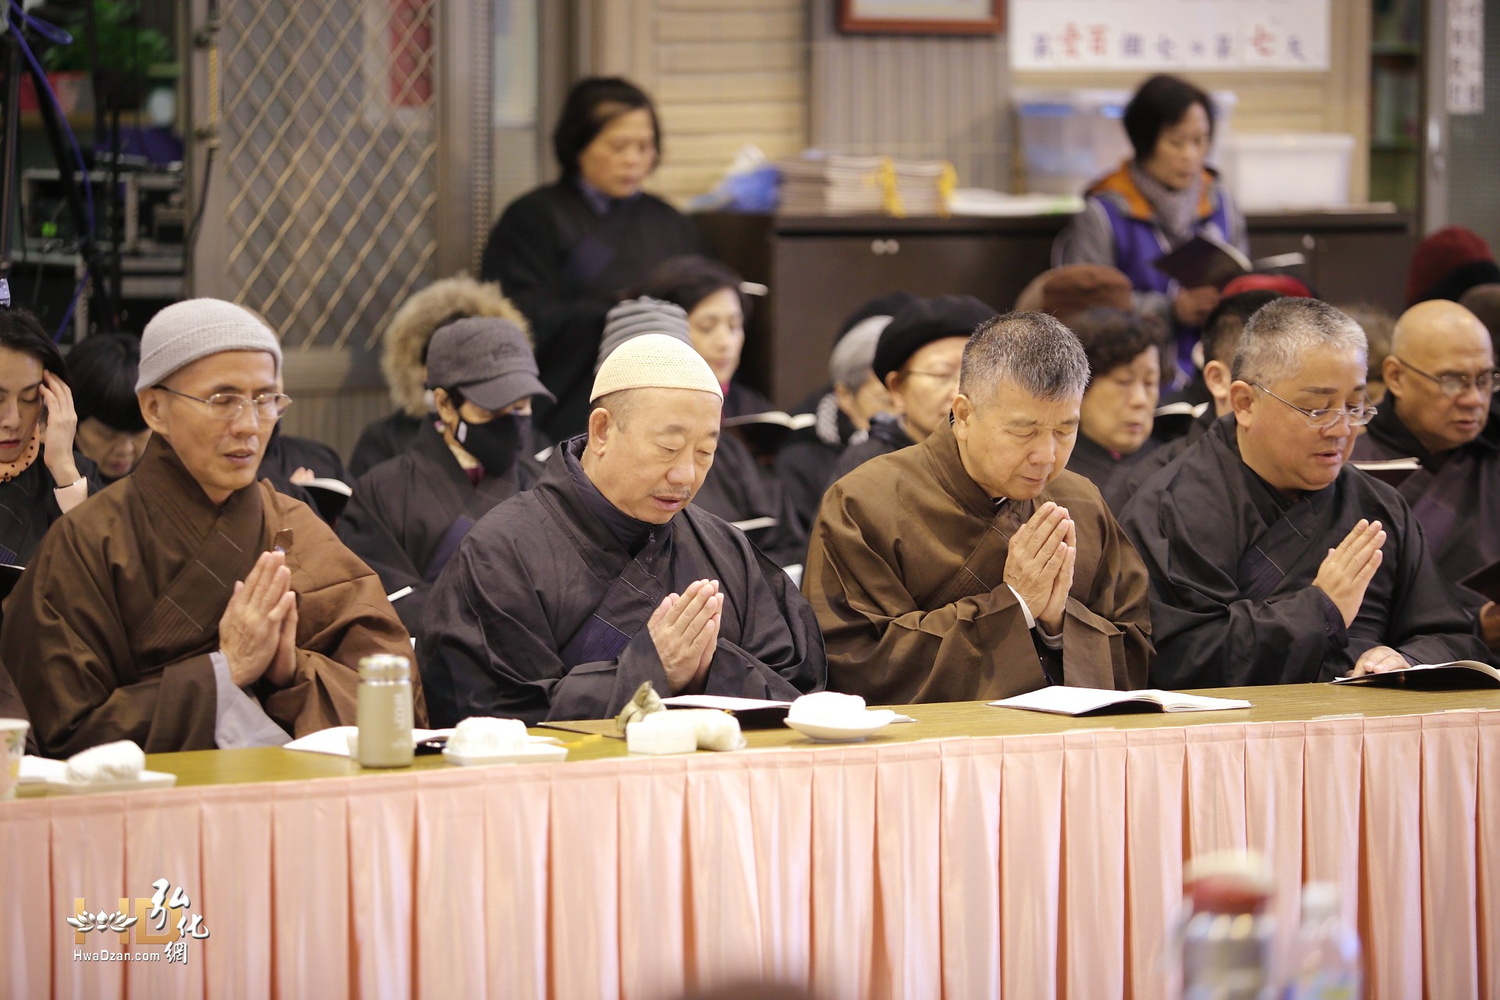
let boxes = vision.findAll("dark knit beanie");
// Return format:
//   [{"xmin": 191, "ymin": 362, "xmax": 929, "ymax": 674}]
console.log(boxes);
[
  {"xmin": 1407, "ymin": 226, "xmax": 1500, "ymax": 306},
  {"xmin": 872, "ymin": 295, "xmax": 997, "ymax": 383},
  {"xmin": 835, "ymin": 291, "xmax": 919, "ymax": 341}
]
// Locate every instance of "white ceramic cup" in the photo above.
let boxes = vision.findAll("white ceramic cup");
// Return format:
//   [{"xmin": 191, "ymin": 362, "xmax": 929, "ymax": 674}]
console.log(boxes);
[{"xmin": 0, "ymin": 718, "xmax": 29, "ymax": 801}]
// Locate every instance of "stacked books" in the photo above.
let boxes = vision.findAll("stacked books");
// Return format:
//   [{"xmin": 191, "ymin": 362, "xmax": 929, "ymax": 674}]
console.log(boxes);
[
  {"xmin": 777, "ymin": 154, "xmax": 888, "ymax": 215},
  {"xmin": 890, "ymin": 159, "xmax": 953, "ymax": 216},
  {"xmin": 776, "ymin": 154, "xmax": 955, "ymax": 216}
]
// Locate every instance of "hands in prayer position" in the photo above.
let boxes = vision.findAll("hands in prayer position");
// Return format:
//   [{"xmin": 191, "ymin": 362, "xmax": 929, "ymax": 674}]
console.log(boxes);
[
  {"xmin": 1311, "ymin": 519, "xmax": 1406, "ymax": 679},
  {"xmin": 1004, "ymin": 501, "xmax": 1077, "ymax": 634},
  {"xmin": 650, "ymin": 578, "xmax": 723, "ymax": 692},
  {"xmin": 1313, "ymin": 519, "xmax": 1386, "ymax": 628},
  {"xmin": 220, "ymin": 550, "xmax": 299, "ymax": 688}
]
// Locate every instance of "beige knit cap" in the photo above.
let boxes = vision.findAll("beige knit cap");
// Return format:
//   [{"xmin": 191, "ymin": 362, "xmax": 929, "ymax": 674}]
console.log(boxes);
[
  {"xmin": 137, "ymin": 298, "xmax": 282, "ymax": 390},
  {"xmin": 590, "ymin": 333, "xmax": 723, "ymax": 403}
]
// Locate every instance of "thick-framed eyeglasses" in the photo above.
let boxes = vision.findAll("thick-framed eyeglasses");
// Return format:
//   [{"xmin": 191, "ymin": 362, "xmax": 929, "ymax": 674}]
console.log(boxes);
[
  {"xmin": 156, "ymin": 386, "xmax": 293, "ymax": 421},
  {"xmin": 1394, "ymin": 357, "xmax": 1500, "ymax": 398},
  {"xmin": 1251, "ymin": 383, "xmax": 1376, "ymax": 430}
]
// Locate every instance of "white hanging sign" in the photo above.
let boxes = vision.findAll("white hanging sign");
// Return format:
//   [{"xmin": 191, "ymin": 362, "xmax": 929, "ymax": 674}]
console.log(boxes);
[
  {"xmin": 1447, "ymin": 0, "xmax": 1484, "ymax": 115},
  {"xmin": 1010, "ymin": 0, "xmax": 1330, "ymax": 72}
]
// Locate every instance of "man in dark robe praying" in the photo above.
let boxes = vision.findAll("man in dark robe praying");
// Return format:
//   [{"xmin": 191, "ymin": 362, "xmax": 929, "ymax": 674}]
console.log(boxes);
[
  {"xmin": 598, "ymin": 296, "xmax": 806, "ymax": 566},
  {"xmin": 804, "ymin": 311, "xmax": 1153, "ymax": 704},
  {"xmin": 2, "ymin": 299, "xmax": 419, "ymax": 756},
  {"xmin": 418, "ymin": 333, "xmax": 825, "ymax": 725},
  {"xmin": 1351, "ymin": 300, "xmax": 1500, "ymax": 649},
  {"xmin": 1121, "ymin": 298, "xmax": 1489, "ymax": 688},
  {"xmin": 338, "ymin": 317, "xmax": 550, "ymax": 632}
]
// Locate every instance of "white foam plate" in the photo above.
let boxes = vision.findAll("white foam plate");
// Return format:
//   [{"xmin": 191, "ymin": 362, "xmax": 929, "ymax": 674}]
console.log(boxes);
[
  {"xmin": 443, "ymin": 744, "xmax": 569, "ymax": 766},
  {"xmin": 784, "ymin": 710, "xmax": 898, "ymax": 743},
  {"xmin": 43, "ymin": 770, "xmax": 178, "ymax": 795}
]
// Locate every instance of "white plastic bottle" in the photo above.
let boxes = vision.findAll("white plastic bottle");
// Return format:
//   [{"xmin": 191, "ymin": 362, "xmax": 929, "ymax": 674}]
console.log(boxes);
[{"xmin": 1284, "ymin": 882, "xmax": 1362, "ymax": 1000}]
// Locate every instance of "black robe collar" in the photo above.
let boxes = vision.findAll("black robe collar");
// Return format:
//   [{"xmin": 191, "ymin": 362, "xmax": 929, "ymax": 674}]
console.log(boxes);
[
  {"xmin": 1364, "ymin": 393, "xmax": 1499, "ymax": 470},
  {"xmin": 559, "ymin": 435, "xmax": 661, "ymax": 556}
]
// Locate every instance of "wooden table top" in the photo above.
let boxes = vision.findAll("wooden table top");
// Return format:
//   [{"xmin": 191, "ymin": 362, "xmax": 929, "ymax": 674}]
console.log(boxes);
[{"xmin": 122, "ymin": 683, "xmax": 1500, "ymax": 791}]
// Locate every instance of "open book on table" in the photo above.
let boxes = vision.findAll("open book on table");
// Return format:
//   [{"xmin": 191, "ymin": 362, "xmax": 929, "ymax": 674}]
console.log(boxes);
[
  {"xmin": 989, "ymin": 686, "xmax": 1251, "ymax": 716},
  {"xmin": 1331, "ymin": 659, "xmax": 1500, "ymax": 689}
]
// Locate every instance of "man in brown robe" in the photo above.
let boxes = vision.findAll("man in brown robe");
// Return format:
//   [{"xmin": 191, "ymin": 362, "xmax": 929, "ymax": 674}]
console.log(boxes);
[
  {"xmin": 804, "ymin": 311, "xmax": 1153, "ymax": 704},
  {"xmin": 2, "ymin": 299, "xmax": 417, "ymax": 756}
]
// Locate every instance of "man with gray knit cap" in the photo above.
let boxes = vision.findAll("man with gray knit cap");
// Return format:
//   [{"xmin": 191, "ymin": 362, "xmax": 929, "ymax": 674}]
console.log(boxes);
[
  {"xmin": 419, "ymin": 333, "xmax": 825, "ymax": 725},
  {"xmin": 2, "ymin": 298, "xmax": 422, "ymax": 756}
]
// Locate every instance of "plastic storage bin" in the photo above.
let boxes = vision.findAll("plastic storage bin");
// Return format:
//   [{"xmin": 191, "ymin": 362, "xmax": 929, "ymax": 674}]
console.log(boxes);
[
  {"xmin": 1013, "ymin": 88, "xmax": 1236, "ymax": 195},
  {"xmin": 1218, "ymin": 133, "xmax": 1355, "ymax": 211}
]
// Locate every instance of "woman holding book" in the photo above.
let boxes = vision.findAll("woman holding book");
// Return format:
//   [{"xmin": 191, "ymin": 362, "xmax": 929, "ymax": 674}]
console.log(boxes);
[{"xmin": 1054, "ymin": 74, "xmax": 1248, "ymax": 374}]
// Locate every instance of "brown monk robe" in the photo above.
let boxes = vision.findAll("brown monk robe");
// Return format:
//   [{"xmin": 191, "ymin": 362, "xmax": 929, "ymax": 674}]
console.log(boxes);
[
  {"xmin": 2, "ymin": 436, "xmax": 419, "ymax": 756},
  {"xmin": 805, "ymin": 421, "xmax": 1152, "ymax": 703}
]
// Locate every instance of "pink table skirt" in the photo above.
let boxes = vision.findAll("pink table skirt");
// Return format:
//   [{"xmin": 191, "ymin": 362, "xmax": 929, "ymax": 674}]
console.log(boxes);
[{"xmin": 3, "ymin": 709, "xmax": 1497, "ymax": 1000}]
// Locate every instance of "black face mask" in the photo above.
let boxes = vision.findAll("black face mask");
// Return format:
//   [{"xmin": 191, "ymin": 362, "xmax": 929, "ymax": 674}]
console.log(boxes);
[{"xmin": 456, "ymin": 413, "xmax": 531, "ymax": 476}]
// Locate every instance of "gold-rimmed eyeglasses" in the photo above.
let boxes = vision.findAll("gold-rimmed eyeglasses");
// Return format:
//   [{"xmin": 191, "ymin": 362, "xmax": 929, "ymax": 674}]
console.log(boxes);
[
  {"xmin": 156, "ymin": 386, "xmax": 293, "ymax": 421},
  {"xmin": 1251, "ymin": 383, "xmax": 1376, "ymax": 430}
]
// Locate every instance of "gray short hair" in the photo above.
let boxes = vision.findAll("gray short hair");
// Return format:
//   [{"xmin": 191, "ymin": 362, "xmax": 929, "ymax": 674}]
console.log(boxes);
[
  {"xmin": 959, "ymin": 311, "xmax": 1089, "ymax": 404},
  {"xmin": 828, "ymin": 315, "xmax": 891, "ymax": 390},
  {"xmin": 1232, "ymin": 298, "xmax": 1367, "ymax": 385}
]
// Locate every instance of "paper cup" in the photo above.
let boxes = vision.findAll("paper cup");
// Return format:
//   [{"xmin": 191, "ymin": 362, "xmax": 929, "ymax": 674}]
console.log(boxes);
[{"xmin": 0, "ymin": 718, "xmax": 28, "ymax": 801}]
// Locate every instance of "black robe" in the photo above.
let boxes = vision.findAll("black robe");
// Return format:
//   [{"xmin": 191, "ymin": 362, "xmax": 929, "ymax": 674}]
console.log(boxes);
[
  {"xmin": 337, "ymin": 422, "xmax": 543, "ymax": 632},
  {"xmin": 417, "ymin": 439, "xmax": 826, "ymax": 726},
  {"xmin": 827, "ymin": 412, "xmax": 914, "ymax": 485},
  {"xmin": 775, "ymin": 393, "xmax": 863, "ymax": 536},
  {"xmin": 1119, "ymin": 408, "xmax": 1216, "ymax": 502},
  {"xmin": 693, "ymin": 432, "xmax": 807, "ymax": 567},
  {"xmin": 1351, "ymin": 402, "xmax": 1500, "ymax": 603},
  {"xmin": 1120, "ymin": 416, "xmax": 1488, "ymax": 687},
  {"xmin": 1065, "ymin": 434, "xmax": 1161, "ymax": 512},
  {"xmin": 480, "ymin": 181, "xmax": 702, "ymax": 442},
  {"xmin": 260, "ymin": 426, "xmax": 348, "ymax": 523},
  {"xmin": 349, "ymin": 410, "xmax": 427, "ymax": 479},
  {"xmin": 723, "ymin": 381, "xmax": 774, "ymax": 421},
  {"xmin": 0, "ymin": 447, "xmax": 101, "ymax": 567}
]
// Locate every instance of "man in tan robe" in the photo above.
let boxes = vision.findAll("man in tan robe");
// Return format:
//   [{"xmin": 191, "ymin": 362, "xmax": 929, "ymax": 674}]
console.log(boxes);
[
  {"xmin": 805, "ymin": 311, "xmax": 1153, "ymax": 703},
  {"xmin": 2, "ymin": 299, "xmax": 418, "ymax": 756}
]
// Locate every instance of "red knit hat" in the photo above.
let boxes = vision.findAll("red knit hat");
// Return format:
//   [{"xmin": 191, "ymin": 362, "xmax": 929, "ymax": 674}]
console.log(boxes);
[
  {"xmin": 1222, "ymin": 274, "xmax": 1313, "ymax": 299},
  {"xmin": 1406, "ymin": 226, "xmax": 1496, "ymax": 305}
]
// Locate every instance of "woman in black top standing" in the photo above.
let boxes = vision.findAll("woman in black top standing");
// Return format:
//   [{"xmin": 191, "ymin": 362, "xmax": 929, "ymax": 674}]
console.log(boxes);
[{"xmin": 481, "ymin": 77, "xmax": 700, "ymax": 442}]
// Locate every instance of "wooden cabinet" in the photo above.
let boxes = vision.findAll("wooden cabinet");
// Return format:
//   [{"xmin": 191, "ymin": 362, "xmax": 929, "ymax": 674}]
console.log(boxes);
[{"xmin": 698, "ymin": 211, "xmax": 1416, "ymax": 409}]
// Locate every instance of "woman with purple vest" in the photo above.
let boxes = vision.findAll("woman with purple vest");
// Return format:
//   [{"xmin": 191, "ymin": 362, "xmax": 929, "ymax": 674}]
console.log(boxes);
[{"xmin": 1053, "ymin": 74, "xmax": 1247, "ymax": 378}]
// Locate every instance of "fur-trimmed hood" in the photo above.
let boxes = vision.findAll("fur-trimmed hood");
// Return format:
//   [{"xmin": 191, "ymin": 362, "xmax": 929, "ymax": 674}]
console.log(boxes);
[{"xmin": 380, "ymin": 275, "xmax": 531, "ymax": 416}]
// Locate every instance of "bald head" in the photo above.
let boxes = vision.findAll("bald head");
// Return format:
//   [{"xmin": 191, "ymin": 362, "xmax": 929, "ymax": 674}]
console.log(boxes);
[
  {"xmin": 1385, "ymin": 299, "xmax": 1496, "ymax": 453},
  {"xmin": 1392, "ymin": 299, "xmax": 1491, "ymax": 360}
]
